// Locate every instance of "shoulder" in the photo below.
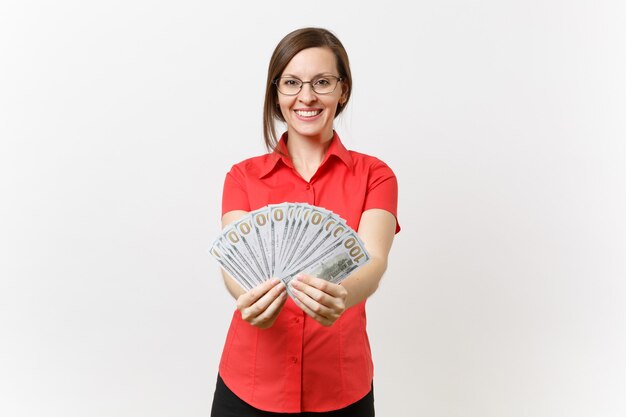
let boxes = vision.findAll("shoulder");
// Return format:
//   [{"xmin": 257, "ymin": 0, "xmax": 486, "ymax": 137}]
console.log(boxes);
[
  {"xmin": 227, "ymin": 153, "xmax": 274, "ymax": 179},
  {"xmin": 347, "ymin": 150, "xmax": 397, "ymax": 176}
]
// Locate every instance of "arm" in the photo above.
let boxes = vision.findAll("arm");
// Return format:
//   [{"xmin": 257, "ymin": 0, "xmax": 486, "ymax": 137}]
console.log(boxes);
[
  {"xmin": 342, "ymin": 208, "xmax": 396, "ymax": 307},
  {"xmin": 220, "ymin": 210, "xmax": 287, "ymax": 329},
  {"xmin": 289, "ymin": 208, "xmax": 397, "ymax": 325}
]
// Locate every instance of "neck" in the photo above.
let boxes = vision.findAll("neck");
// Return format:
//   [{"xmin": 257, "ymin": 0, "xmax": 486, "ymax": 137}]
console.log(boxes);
[
  {"xmin": 285, "ymin": 130, "xmax": 335, "ymax": 181},
  {"xmin": 286, "ymin": 130, "xmax": 334, "ymax": 164}
]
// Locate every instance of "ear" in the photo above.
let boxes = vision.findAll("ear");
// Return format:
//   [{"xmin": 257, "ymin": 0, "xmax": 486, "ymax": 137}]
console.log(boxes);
[{"xmin": 340, "ymin": 82, "xmax": 349, "ymax": 104}]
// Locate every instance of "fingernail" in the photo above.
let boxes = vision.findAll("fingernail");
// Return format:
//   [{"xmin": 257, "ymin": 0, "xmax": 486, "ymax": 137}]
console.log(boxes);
[{"xmin": 270, "ymin": 278, "xmax": 279, "ymax": 285}]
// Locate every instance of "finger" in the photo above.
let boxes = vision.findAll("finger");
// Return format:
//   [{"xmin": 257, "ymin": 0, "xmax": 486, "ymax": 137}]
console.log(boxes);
[
  {"xmin": 290, "ymin": 282, "xmax": 336, "ymax": 320},
  {"xmin": 290, "ymin": 278, "xmax": 334, "ymax": 308},
  {"xmin": 251, "ymin": 290, "xmax": 288, "ymax": 327},
  {"xmin": 294, "ymin": 274, "xmax": 346, "ymax": 298},
  {"xmin": 290, "ymin": 289, "xmax": 333, "ymax": 326},
  {"xmin": 242, "ymin": 281, "xmax": 286, "ymax": 319},
  {"xmin": 237, "ymin": 278, "xmax": 283, "ymax": 310},
  {"xmin": 291, "ymin": 276, "xmax": 347, "ymax": 312}
]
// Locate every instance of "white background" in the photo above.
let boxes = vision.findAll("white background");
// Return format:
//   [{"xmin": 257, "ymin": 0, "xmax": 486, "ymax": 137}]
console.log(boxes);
[{"xmin": 2, "ymin": 1, "xmax": 625, "ymax": 416}]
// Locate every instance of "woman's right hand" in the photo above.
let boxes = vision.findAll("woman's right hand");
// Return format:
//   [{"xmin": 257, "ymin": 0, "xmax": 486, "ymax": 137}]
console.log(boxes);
[{"xmin": 236, "ymin": 278, "xmax": 287, "ymax": 329}]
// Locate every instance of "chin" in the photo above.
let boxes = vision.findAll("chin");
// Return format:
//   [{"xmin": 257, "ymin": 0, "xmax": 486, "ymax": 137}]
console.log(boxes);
[
  {"xmin": 297, "ymin": 131, "xmax": 328, "ymax": 140},
  {"xmin": 291, "ymin": 124, "xmax": 333, "ymax": 139}
]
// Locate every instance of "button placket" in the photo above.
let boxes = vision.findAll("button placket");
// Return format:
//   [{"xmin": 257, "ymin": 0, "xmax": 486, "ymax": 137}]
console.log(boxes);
[
  {"xmin": 284, "ymin": 309, "xmax": 304, "ymax": 406},
  {"xmin": 305, "ymin": 182, "xmax": 315, "ymax": 205}
]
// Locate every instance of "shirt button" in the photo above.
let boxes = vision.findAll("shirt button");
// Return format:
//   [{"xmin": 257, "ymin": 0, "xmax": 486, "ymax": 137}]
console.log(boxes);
[
  {"xmin": 291, "ymin": 357, "xmax": 298, "ymax": 364},
  {"xmin": 293, "ymin": 317, "xmax": 300, "ymax": 324},
  {"xmin": 305, "ymin": 184, "xmax": 311, "ymax": 190}
]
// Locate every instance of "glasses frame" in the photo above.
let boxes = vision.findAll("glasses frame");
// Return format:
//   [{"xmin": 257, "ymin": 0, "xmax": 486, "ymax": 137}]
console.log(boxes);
[{"xmin": 273, "ymin": 75, "xmax": 343, "ymax": 96}]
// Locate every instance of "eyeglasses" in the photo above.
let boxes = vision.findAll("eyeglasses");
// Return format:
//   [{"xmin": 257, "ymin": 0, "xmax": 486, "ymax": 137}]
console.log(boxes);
[{"xmin": 273, "ymin": 75, "xmax": 343, "ymax": 96}]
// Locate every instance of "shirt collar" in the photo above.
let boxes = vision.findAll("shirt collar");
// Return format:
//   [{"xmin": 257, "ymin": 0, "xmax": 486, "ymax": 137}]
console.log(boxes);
[{"xmin": 258, "ymin": 131, "xmax": 354, "ymax": 179}]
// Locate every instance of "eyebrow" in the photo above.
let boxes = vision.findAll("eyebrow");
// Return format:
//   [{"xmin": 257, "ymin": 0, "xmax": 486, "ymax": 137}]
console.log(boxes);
[{"xmin": 280, "ymin": 72, "xmax": 336, "ymax": 79}]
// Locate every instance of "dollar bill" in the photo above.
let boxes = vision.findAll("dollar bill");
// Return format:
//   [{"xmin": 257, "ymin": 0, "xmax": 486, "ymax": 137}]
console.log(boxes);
[
  {"xmin": 208, "ymin": 203, "xmax": 371, "ymax": 297},
  {"xmin": 282, "ymin": 206, "xmax": 333, "ymax": 271},
  {"xmin": 280, "ymin": 229, "xmax": 370, "ymax": 285},
  {"xmin": 233, "ymin": 213, "xmax": 270, "ymax": 278},
  {"xmin": 208, "ymin": 237, "xmax": 255, "ymax": 290},
  {"xmin": 268, "ymin": 204, "xmax": 288, "ymax": 276},
  {"xmin": 287, "ymin": 216, "xmax": 350, "ymax": 273},
  {"xmin": 221, "ymin": 223, "xmax": 266, "ymax": 285},
  {"xmin": 277, "ymin": 203, "xmax": 302, "ymax": 270},
  {"xmin": 250, "ymin": 207, "xmax": 272, "ymax": 276}
]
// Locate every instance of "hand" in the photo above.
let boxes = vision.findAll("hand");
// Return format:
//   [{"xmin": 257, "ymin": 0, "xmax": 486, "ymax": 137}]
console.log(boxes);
[
  {"xmin": 289, "ymin": 274, "xmax": 348, "ymax": 327},
  {"xmin": 236, "ymin": 279, "xmax": 287, "ymax": 329}
]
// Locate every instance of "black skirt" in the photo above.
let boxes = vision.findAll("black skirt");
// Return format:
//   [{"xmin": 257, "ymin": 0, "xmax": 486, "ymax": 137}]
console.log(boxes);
[{"xmin": 210, "ymin": 374, "xmax": 375, "ymax": 417}]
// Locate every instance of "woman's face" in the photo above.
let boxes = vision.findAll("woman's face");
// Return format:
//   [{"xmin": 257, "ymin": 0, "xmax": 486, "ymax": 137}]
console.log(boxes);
[{"xmin": 277, "ymin": 47, "xmax": 346, "ymax": 142}]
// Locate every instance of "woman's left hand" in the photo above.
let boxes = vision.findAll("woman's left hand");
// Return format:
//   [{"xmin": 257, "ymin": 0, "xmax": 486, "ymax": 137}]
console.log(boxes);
[{"xmin": 289, "ymin": 274, "xmax": 348, "ymax": 326}]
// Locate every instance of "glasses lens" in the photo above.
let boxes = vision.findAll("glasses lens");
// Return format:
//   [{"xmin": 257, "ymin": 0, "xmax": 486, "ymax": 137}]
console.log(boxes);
[
  {"xmin": 276, "ymin": 76, "xmax": 340, "ymax": 95},
  {"xmin": 312, "ymin": 76, "xmax": 338, "ymax": 94},
  {"xmin": 277, "ymin": 78, "xmax": 302, "ymax": 95}
]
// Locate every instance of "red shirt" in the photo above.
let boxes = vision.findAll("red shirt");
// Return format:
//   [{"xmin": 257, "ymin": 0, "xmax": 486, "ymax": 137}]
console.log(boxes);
[{"xmin": 219, "ymin": 131, "xmax": 400, "ymax": 413}]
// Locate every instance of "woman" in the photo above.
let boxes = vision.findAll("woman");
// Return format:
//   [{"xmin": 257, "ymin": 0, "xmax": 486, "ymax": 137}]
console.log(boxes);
[{"xmin": 211, "ymin": 27, "xmax": 400, "ymax": 416}]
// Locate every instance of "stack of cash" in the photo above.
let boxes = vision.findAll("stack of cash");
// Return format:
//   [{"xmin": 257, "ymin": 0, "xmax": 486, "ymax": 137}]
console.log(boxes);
[{"xmin": 208, "ymin": 203, "xmax": 370, "ymax": 295}]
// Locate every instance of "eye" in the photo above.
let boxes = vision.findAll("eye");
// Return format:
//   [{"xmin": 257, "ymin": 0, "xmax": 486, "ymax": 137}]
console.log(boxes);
[
  {"xmin": 314, "ymin": 78, "xmax": 331, "ymax": 86},
  {"xmin": 281, "ymin": 78, "xmax": 301, "ymax": 87}
]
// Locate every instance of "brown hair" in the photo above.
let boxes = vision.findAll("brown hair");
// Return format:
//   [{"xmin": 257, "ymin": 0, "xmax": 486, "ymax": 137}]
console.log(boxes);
[{"xmin": 263, "ymin": 27, "xmax": 352, "ymax": 151}]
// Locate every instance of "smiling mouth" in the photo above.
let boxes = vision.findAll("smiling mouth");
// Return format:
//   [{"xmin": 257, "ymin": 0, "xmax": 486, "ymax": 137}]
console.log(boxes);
[{"xmin": 294, "ymin": 109, "xmax": 322, "ymax": 117}]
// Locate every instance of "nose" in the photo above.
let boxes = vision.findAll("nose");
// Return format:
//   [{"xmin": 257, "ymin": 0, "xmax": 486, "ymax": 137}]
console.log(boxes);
[{"xmin": 297, "ymin": 82, "xmax": 317, "ymax": 104}]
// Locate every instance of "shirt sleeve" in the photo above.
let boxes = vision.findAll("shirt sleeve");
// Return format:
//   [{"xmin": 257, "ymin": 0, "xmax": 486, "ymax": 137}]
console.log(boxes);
[
  {"xmin": 222, "ymin": 164, "xmax": 251, "ymax": 216},
  {"xmin": 363, "ymin": 159, "xmax": 401, "ymax": 233}
]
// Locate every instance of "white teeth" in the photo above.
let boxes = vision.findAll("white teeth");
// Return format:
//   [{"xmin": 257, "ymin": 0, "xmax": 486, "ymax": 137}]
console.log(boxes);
[{"xmin": 295, "ymin": 110, "xmax": 321, "ymax": 117}]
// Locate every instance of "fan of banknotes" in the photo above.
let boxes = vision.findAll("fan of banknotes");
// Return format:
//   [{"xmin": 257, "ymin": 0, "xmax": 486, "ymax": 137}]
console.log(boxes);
[{"xmin": 208, "ymin": 203, "xmax": 370, "ymax": 294}]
